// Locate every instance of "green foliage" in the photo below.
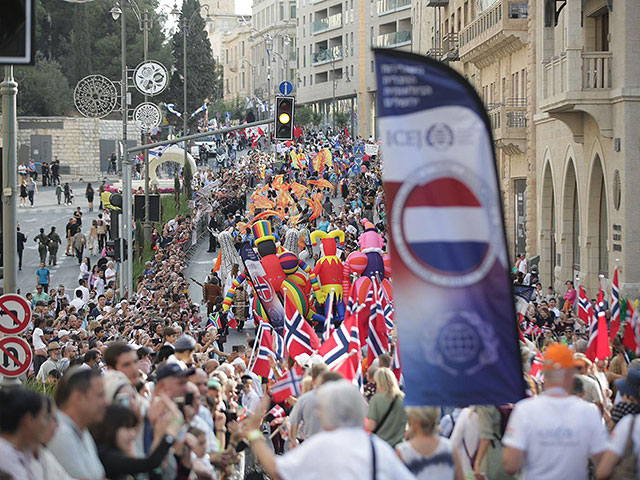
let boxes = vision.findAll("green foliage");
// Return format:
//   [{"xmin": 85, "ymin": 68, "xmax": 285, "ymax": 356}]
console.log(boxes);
[
  {"xmin": 14, "ymin": 53, "xmax": 73, "ymax": 116},
  {"xmin": 166, "ymin": 0, "xmax": 219, "ymax": 131},
  {"xmin": 174, "ymin": 175, "xmax": 181, "ymax": 202},
  {"xmin": 20, "ymin": 0, "xmax": 171, "ymax": 116},
  {"xmin": 183, "ymin": 160, "xmax": 193, "ymax": 199},
  {"xmin": 295, "ymin": 105, "xmax": 322, "ymax": 127},
  {"xmin": 23, "ymin": 376, "xmax": 57, "ymax": 398},
  {"xmin": 334, "ymin": 111, "xmax": 350, "ymax": 129}
]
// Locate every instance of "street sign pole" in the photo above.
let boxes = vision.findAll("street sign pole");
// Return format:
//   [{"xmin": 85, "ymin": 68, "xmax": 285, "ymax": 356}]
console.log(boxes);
[{"xmin": 1, "ymin": 67, "xmax": 18, "ymax": 294}]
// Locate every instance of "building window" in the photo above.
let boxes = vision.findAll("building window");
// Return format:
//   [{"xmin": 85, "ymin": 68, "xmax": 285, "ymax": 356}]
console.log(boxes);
[
  {"xmin": 304, "ymin": 76, "xmax": 306, "ymax": 86},
  {"xmin": 598, "ymin": 172, "xmax": 609, "ymax": 274},
  {"xmin": 242, "ymin": 72, "xmax": 245, "ymax": 89},
  {"xmin": 290, "ymin": 3, "xmax": 296, "ymax": 19},
  {"xmin": 371, "ymin": 60, "xmax": 374, "ymax": 72}
]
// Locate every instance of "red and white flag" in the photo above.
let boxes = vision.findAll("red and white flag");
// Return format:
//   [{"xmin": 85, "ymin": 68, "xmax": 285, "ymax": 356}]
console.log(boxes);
[
  {"xmin": 586, "ymin": 287, "xmax": 611, "ymax": 361},
  {"xmin": 610, "ymin": 267, "xmax": 621, "ymax": 339},
  {"xmin": 336, "ymin": 322, "xmax": 362, "ymax": 386},
  {"xmin": 283, "ymin": 299, "xmax": 320, "ymax": 359},
  {"xmin": 270, "ymin": 366, "xmax": 304, "ymax": 403}
]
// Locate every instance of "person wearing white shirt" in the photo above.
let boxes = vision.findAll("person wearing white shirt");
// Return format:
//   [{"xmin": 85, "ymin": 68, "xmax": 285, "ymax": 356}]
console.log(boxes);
[
  {"xmin": 243, "ymin": 380, "xmax": 414, "ymax": 480},
  {"xmin": 105, "ymin": 261, "xmax": 117, "ymax": 286},
  {"xmin": 450, "ymin": 407, "xmax": 480, "ymax": 479},
  {"xmin": 76, "ymin": 279, "xmax": 90, "ymax": 302},
  {"xmin": 240, "ymin": 378, "xmax": 260, "ymax": 414},
  {"xmin": 502, "ymin": 343, "xmax": 608, "ymax": 480},
  {"xmin": 70, "ymin": 289, "xmax": 85, "ymax": 311}
]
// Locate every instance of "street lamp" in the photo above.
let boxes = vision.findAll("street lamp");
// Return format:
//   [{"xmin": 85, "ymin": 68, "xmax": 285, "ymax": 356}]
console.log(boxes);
[
  {"xmin": 110, "ymin": 0, "xmax": 154, "ymax": 296},
  {"xmin": 172, "ymin": 3, "xmax": 212, "ymax": 181}
]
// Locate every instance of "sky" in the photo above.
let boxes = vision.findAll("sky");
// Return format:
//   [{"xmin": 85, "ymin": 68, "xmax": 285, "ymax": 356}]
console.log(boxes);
[{"xmin": 158, "ymin": 0, "xmax": 252, "ymax": 25}]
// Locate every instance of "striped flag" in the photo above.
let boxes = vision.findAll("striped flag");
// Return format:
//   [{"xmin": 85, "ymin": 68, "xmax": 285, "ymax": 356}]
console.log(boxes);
[
  {"xmin": 366, "ymin": 286, "xmax": 389, "ymax": 366},
  {"xmin": 336, "ymin": 322, "xmax": 362, "ymax": 386},
  {"xmin": 392, "ymin": 340, "xmax": 402, "ymax": 381},
  {"xmin": 578, "ymin": 285, "xmax": 594, "ymax": 326},
  {"xmin": 270, "ymin": 367, "xmax": 304, "ymax": 403},
  {"xmin": 323, "ymin": 289, "xmax": 335, "ymax": 342},
  {"xmin": 266, "ymin": 404, "xmax": 286, "ymax": 426},
  {"xmin": 319, "ymin": 315, "xmax": 355, "ymax": 370},
  {"xmin": 284, "ymin": 298, "xmax": 320, "ymax": 359},
  {"xmin": 207, "ymin": 313, "xmax": 222, "ymax": 330},
  {"xmin": 529, "ymin": 351, "xmax": 544, "ymax": 383},
  {"xmin": 610, "ymin": 267, "xmax": 621, "ymax": 339},
  {"xmin": 623, "ymin": 301, "xmax": 639, "ymax": 354},
  {"xmin": 260, "ymin": 322, "xmax": 286, "ymax": 361}
]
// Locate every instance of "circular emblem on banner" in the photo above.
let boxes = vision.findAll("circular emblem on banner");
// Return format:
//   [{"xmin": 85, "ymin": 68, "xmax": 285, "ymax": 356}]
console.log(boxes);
[
  {"xmin": 133, "ymin": 61, "xmax": 168, "ymax": 96},
  {"xmin": 73, "ymin": 75, "xmax": 118, "ymax": 118},
  {"xmin": 133, "ymin": 102, "xmax": 161, "ymax": 131},
  {"xmin": 391, "ymin": 162, "xmax": 503, "ymax": 288},
  {"xmin": 425, "ymin": 123, "xmax": 454, "ymax": 151}
]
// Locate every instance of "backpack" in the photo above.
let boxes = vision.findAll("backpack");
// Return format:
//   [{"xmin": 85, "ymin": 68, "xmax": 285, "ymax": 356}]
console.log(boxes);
[{"xmin": 497, "ymin": 404, "xmax": 514, "ymax": 440}]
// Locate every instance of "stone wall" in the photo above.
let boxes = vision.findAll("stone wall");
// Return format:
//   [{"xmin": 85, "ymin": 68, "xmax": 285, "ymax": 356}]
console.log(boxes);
[{"xmin": 15, "ymin": 116, "xmax": 140, "ymax": 180}]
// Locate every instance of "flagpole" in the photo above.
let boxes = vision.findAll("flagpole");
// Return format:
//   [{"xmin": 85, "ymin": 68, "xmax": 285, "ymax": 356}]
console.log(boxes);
[{"xmin": 246, "ymin": 321, "xmax": 264, "ymax": 373}]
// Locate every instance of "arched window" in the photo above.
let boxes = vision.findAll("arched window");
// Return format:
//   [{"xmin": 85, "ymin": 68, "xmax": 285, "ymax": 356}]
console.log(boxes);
[{"xmin": 599, "ymin": 178, "xmax": 608, "ymax": 274}]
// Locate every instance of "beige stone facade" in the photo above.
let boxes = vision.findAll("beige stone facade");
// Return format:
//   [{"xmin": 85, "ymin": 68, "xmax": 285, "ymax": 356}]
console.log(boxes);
[
  {"xmin": 222, "ymin": 24, "xmax": 254, "ymax": 102},
  {"xmin": 250, "ymin": 0, "xmax": 296, "ymax": 110},
  {"xmin": 533, "ymin": 0, "xmax": 640, "ymax": 297},
  {"xmin": 296, "ymin": 0, "xmax": 413, "ymax": 138},
  {"xmin": 15, "ymin": 117, "xmax": 139, "ymax": 179},
  {"xmin": 425, "ymin": 0, "xmax": 530, "ymax": 262}
]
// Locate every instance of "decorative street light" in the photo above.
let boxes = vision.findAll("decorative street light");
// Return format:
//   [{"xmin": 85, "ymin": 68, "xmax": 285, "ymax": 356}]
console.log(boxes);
[{"xmin": 172, "ymin": 2, "xmax": 213, "ymax": 176}]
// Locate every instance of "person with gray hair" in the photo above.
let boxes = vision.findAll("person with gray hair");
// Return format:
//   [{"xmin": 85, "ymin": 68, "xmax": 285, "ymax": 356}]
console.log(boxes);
[{"xmin": 241, "ymin": 380, "xmax": 414, "ymax": 479}]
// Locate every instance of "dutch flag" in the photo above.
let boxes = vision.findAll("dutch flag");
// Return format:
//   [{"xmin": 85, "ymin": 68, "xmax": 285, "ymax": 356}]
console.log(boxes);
[{"xmin": 402, "ymin": 177, "xmax": 489, "ymax": 274}]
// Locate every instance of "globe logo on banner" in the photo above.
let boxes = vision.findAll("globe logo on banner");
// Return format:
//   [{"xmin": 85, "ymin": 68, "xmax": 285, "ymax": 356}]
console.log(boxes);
[{"xmin": 392, "ymin": 162, "xmax": 503, "ymax": 288}]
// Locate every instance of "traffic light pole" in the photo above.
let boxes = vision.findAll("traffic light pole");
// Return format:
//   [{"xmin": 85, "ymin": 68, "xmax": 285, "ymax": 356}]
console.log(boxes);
[{"xmin": 1, "ymin": 66, "xmax": 18, "ymax": 293}]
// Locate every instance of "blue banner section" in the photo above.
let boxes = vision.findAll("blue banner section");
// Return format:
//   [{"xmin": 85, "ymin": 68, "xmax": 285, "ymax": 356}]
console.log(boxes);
[{"xmin": 374, "ymin": 49, "xmax": 524, "ymax": 406}]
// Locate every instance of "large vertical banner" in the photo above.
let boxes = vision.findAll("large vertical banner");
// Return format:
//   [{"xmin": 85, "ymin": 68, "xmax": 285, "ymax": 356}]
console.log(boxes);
[{"xmin": 374, "ymin": 50, "xmax": 524, "ymax": 405}]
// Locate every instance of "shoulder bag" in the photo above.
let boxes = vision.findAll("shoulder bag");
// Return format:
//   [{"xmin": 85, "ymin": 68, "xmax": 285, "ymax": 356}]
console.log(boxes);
[{"xmin": 373, "ymin": 395, "xmax": 398, "ymax": 434}]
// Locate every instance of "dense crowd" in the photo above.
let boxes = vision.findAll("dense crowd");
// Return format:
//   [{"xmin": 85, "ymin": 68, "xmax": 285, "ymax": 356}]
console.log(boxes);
[{"xmin": 1, "ymin": 130, "xmax": 640, "ymax": 480}]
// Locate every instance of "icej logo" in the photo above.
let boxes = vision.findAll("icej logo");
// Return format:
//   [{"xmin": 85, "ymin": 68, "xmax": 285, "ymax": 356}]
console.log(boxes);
[
  {"xmin": 391, "ymin": 161, "xmax": 504, "ymax": 288},
  {"xmin": 385, "ymin": 122, "xmax": 454, "ymax": 151}
]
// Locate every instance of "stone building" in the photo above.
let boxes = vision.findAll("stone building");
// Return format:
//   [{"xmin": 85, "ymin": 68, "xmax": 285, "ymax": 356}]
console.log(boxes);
[
  {"xmin": 15, "ymin": 117, "xmax": 140, "ymax": 179},
  {"xmin": 222, "ymin": 21, "xmax": 254, "ymax": 101},
  {"xmin": 296, "ymin": 0, "xmax": 412, "ymax": 138},
  {"xmin": 533, "ymin": 0, "xmax": 640, "ymax": 296}
]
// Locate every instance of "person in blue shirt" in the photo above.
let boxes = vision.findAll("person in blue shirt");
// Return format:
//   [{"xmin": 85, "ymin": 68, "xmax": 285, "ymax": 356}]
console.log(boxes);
[
  {"xmin": 317, "ymin": 216, "xmax": 330, "ymax": 233},
  {"xmin": 35, "ymin": 262, "xmax": 50, "ymax": 293}
]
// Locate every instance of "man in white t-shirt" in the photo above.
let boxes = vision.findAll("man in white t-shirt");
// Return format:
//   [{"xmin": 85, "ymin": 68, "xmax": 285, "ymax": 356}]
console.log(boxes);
[
  {"xmin": 104, "ymin": 262, "xmax": 117, "ymax": 286},
  {"xmin": 502, "ymin": 343, "xmax": 609, "ymax": 480}
]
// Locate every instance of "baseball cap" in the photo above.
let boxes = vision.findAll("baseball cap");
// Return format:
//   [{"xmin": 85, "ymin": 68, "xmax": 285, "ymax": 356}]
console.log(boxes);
[
  {"xmin": 541, "ymin": 343, "xmax": 581, "ymax": 371},
  {"xmin": 614, "ymin": 366, "xmax": 640, "ymax": 399},
  {"xmin": 156, "ymin": 363, "xmax": 195, "ymax": 381},
  {"xmin": 58, "ymin": 329, "xmax": 70, "ymax": 337},
  {"xmin": 174, "ymin": 335, "xmax": 197, "ymax": 352}
]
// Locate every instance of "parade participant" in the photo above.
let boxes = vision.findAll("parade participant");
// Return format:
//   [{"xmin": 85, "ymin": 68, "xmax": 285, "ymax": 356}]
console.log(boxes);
[{"xmin": 502, "ymin": 343, "xmax": 608, "ymax": 479}]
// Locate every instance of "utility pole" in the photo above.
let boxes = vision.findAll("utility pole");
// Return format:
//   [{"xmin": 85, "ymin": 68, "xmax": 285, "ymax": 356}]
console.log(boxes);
[
  {"xmin": 332, "ymin": 51, "xmax": 337, "ymax": 133},
  {"xmin": 143, "ymin": 9, "xmax": 151, "ymax": 244},
  {"xmin": 120, "ymin": 0, "xmax": 133, "ymax": 297},
  {"xmin": 1, "ymin": 67, "xmax": 18, "ymax": 293},
  {"xmin": 182, "ymin": 16, "xmax": 188, "ymax": 189}
]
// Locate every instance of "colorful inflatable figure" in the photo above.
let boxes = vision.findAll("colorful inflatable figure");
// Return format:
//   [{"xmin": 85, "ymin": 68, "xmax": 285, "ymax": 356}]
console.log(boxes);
[
  {"xmin": 342, "ymin": 219, "xmax": 393, "ymax": 343},
  {"xmin": 310, "ymin": 229, "xmax": 346, "ymax": 321},
  {"xmin": 223, "ymin": 220, "xmax": 321, "ymax": 325}
]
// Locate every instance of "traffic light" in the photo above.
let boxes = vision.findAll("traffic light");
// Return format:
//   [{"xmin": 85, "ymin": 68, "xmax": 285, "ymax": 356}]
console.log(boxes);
[
  {"xmin": 274, "ymin": 96, "xmax": 295, "ymax": 140},
  {"xmin": 106, "ymin": 239, "xmax": 128, "ymax": 262}
]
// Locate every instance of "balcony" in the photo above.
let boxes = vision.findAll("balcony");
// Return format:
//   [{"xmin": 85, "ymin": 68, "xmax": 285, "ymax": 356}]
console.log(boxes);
[
  {"xmin": 426, "ymin": 0, "xmax": 448, "ymax": 5},
  {"xmin": 459, "ymin": 0, "xmax": 527, "ymax": 67},
  {"xmin": 441, "ymin": 32, "xmax": 459, "ymax": 61},
  {"xmin": 378, "ymin": 0, "xmax": 411, "ymax": 16},
  {"xmin": 488, "ymin": 99, "xmax": 527, "ymax": 155},
  {"xmin": 375, "ymin": 30, "xmax": 412, "ymax": 49},
  {"xmin": 312, "ymin": 46, "xmax": 343, "ymax": 65},
  {"xmin": 310, "ymin": 13, "xmax": 343, "ymax": 35},
  {"xmin": 539, "ymin": 50, "xmax": 613, "ymax": 139}
]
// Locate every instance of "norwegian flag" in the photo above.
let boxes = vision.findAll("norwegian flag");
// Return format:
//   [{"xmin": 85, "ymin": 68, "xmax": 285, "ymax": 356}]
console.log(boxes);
[
  {"xmin": 586, "ymin": 287, "xmax": 611, "ymax": 361},
  {"xmin": 284, "ymin": 299, "xmax": 320, "ymax": 359},
  {"xmin": 270, "ymin": 367, "xmax": 304, "ymax": 403},
  {"xmin": 578, "ymin": 285, "xmax": 594, "ymax": 326},
  {"xmin": 382, "ymin": 297, "xmax": 394, "ymax": 333},
  {"xmin": 336, "ymin": 322, "xmax": 362, "ymax": 387},
  {"xmin": 356, "ymin": 288, "xmax": 375, "ymax": 346},
  {"xmin": 250, "ymin": 327, "xmax": 276, "ymax": 378},
  {"xmin": 366, "ymin": 287, "xmax": 389, "ymax": 366},
  {"xmin": 323, "ymin": 289, "xmax": 335, "ymax": 342},
  {"xmin": 513, "ymin": 285, "xmax": 535, "ymax": 322},
  {"xmin": 529, "ymin": 351, "xmax": 545, "ymax": 383},
  {"xmin": 260, "ymin": 322, "xmax": 286, "ymax": 361},
  {"xmin": 610, "ymin": 267, "xmax": 621, "ymax": 339},
  {"xmin": 319, "ymin": 315, "xmax": 356, "ymax": 370}
]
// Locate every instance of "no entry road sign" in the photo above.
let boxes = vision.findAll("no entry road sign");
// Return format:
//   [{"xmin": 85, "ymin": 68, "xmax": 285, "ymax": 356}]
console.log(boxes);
[
  {"xmin": 0, "ymin": 336, "xmax": 33, "ymax": 377},
  {"xmin": 0, "ymin": 294, "xmax": 32, "ymax": 335}
]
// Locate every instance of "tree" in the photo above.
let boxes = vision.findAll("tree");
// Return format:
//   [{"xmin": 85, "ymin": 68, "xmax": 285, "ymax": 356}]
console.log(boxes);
[
  {"xmin": 334, "ymin": 111, "xmax": 350, "ymax": 129},
  {"xmin": 166, "ymin": 0, "xmax": 218, "ymax": 132},
  {"xmin": 296, "ymin": 105, "xmax": 322, "ymax": 126},
  {"xmin": 70, "ymin": 3, "xmax": 92, "ymax": 85},
  {"xmin": 14, "ymin": 54, "xmax": 73, "ymax": 116},
  {"xmin": 183, "ymin": 159, "xmax": 193, "ymax": 200}
]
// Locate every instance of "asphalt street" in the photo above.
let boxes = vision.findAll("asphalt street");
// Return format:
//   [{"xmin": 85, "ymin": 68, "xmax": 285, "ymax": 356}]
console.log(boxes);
[{"xmin": 15, "ymin": 181, "xmax": 102, "ymax": 296}]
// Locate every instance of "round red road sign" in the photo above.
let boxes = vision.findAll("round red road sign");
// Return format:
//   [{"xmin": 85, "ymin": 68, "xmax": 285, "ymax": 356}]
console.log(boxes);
[
  {"xmin": 0, "ymin": 336, "xmax": 33, "ymax": 377},
  {"xmin": 0, "ymin": 294, "xmax": 32, "ymax": 335}
]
